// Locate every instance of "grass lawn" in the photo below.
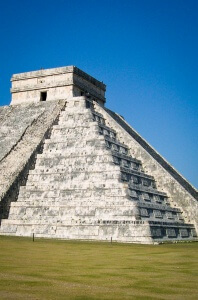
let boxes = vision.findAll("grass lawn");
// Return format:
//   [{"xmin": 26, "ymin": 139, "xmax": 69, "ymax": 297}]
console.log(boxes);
[{"xmin": 0, "ymin": 236, "xmax": 197, "ymax": 300}]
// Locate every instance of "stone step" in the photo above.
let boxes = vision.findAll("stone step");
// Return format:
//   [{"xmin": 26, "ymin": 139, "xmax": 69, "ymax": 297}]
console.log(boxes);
[
  {"xmin": 59, "ymin": 107, "xmax": 88, "ymax": 115},
  {"xmin": 51, "ymin": 123, "xmax": 95, "ymax": 131},
  {"xmin": 27, "ymin": 168, "xmax": 121, "ymax": 179},
  {"xmin": 105, "ymin": 135, "xmax": 129, "ymax": 150},
  {"xmin": 43, "ymin": 141, "xmax": 107, "ymax": 154},
  {"xmin": 120, "ymin": 166, "xmax": 154, "ymax": 180},
  {"xmin": 98, "ymin": 124, "xmax": 117, "ymax": 140},
  {"xmin": 43, "ymin": 139, "xmax": 98, "ymax": 150},
  {"xmin": 28, "ymin": 168, "xmax": 119, "ymax": 177},
  {"xmin": 9, "ymin": 204, "xmax": 138, "ymax": 215},
  {"xmin": 136, "ymin": 200, "xmax": 179, "ymax": 212},
  {"xmin": 10, "ymin": 198, "xmax": 133, "ymax": 206},
  {"xmin": 138, "ymin": 208, "xmax": 180, "ymax": 222},
  {"xmin": 28, "ymin": 166, "xmax": 121, "ymax": 175},
  {"xmin": 26, "ymin": 172, "xmax": 121, "ymax": 183},
  {"xmin": 17, "ymin": 188, "xmax": 127, "ymax": 199},
  {"xmin": 28, "ymin": 163, "xmax": 120, "ymax": 174},
  {"xmin": 2, "ymin": 216, "xmax": 142, "ymax": 226},
  {"xmin": 24, "ymin": 180, "xmax": 126, "ymax": 190},
  {"xmin": 122, "ymin": 175, "xmax": 156, "ymax": 189},
  {"xmin": 58, "ymin": 115, "xmax": 93, "ymax": 123},
  {"xmin": 49, "ymin": 131, "xmax": 98, "ymax": 140},
  {"xmin": 45, "ymin": 130, "xmax": 100, "ymax": 143},
  {"xmin": 25, "ymin": 177, "xmax": 122, "ymax": 187},
  {"xmin": 49, "ymin": 132, "xmax": 96, "ymax": 139},
  {"xmin": 35, "ymin": 145, "xmax": 107, "ymax": 158},
  {"xmin": 128, "ymin": 183, "xmax": 167, "ymax": 197},
  {"xmin": 128, "ymin": 189, "xmax": 168, "ymax": 203},
  {"xmin": 58, "ymin": 112, "xmax": 93, "ymax": 121},
  {"xmin": 92, "ymin": 111, "xmax": 106, "ymax": 124},
  {"xmin": 33, "ymin": 152, "xmax": 113, "ymax": 165},
  {"xmin": 50, "ymin": 123, "xmax": 98, "ymax": 136},
  {"xmin": 111, "ymin": 151, "xmax": 142, "ymax": 165},
  {"xmin": 57, "ymin": 120, "xmax": 94, "ymax": 127},
  {"xmin": 45, "ymin": 137, "xmax": 94, "ymax": 145},
  {"xmin": 18, "ymin": 187, "xmax": 128, "ymax": 198},
  {"xmin": 35, "ymin": 152, "xmax": 109, "ymax": 164},
  {"xmin": 0, "ymin": 217, "xmax": 193, "ymax": 229}
]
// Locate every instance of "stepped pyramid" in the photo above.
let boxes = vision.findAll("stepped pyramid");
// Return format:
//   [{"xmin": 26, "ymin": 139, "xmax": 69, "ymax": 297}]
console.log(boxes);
[{"xmin": 0, "ymin": 66, "xmax": 197, "ymax": 243}]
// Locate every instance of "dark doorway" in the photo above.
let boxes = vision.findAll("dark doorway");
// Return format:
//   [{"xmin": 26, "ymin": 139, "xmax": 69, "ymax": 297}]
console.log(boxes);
[{"xmin": 40, "ymin": 91, "xmax": 47, "ymax": 101}]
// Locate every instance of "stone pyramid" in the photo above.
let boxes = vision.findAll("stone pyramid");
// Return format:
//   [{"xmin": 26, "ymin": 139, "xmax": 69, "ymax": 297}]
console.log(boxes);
[{"xmin": 0, "ymin": 66, "xmax": 197, "ymax": 244}]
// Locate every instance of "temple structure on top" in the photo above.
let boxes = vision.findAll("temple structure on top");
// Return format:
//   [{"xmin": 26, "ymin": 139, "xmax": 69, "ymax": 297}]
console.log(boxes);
[
  {"xmin": 0, "ymin": 66, "xmax": 197, "ymax": 244},
  {"xmin": 10, "ymin": 66, "xmax": 106, "ymax": 106}
]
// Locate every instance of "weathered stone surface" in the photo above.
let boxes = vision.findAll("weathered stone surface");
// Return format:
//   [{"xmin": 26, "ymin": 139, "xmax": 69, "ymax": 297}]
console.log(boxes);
[
  {"xmin": 11, "ymin": 66, "xmax": 106, "ymax": 106},
  {"xmin": 0, "ymin": 66, "xmax": 197, "ymax": 244},
  {"xmin": 0, "ymin": 100, "xmax": 66, "ymax": 220}
]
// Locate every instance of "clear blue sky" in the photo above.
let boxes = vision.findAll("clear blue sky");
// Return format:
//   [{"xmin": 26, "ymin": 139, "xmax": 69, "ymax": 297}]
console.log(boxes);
[{"xmin": 0, "ymin": 0, "xmax": 197, "ymax": 188}]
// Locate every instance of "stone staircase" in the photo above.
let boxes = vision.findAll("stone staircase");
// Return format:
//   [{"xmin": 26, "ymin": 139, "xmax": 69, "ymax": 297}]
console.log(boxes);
[
  {"xmin": 0, "ymin": 100, "xmax": 65, "ymax": 222},
  {"xmin": 0, "ymin": 97, "xmax": 197, "ymax": 243}
]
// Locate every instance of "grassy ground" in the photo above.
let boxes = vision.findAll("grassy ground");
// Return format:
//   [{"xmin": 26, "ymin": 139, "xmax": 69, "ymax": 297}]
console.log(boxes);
[{"xmin": 0, "ymin": 236, "xmax": 197, "ymax": 300}]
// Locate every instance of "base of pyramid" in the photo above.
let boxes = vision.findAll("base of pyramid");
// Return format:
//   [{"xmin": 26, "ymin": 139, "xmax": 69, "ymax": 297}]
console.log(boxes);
[{"xmin": 0, "ymin": 220, "xmax": 197, "ymax": 244}]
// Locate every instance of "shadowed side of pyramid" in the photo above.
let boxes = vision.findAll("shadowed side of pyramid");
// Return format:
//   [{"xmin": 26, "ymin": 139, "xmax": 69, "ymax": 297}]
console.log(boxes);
[{"xmin": 0, "ymin": 66, "xmax": 197, "ymax": 244}]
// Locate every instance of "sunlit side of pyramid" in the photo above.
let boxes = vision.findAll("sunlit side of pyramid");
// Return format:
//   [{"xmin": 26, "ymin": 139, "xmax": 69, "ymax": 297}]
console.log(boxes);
[{"xmin": 0, "ymin": 66, "xmax": 197, "ymax": 244}]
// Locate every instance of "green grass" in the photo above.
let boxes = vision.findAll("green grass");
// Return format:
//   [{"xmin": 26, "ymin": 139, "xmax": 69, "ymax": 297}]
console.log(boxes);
[{"xmin": 0, "ymin": 236, "xmax": 197, "ymax": 300}]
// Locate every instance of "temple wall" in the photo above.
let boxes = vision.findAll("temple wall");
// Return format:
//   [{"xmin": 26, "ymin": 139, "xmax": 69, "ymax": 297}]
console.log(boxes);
[
  {"xmin": 11, "ymin": 86, "xmax": 72, "ymax": 105},
  {"xmin": 10, "ymin": 66, "xmax": 106, "ymax": 105}
]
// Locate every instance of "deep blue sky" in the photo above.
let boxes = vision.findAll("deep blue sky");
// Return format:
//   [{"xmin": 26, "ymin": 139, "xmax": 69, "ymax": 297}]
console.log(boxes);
[{"xmin": 0, "ymin": 0, "xmax": 197, "ymax": 188}]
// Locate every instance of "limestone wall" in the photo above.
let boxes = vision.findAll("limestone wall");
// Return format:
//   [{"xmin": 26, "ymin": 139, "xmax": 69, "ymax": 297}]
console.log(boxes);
[
  {"xmin": 10, "ymin": 66, "xmax": 106, "ymax": 105},
  {"xmin": 11, "ymin": 85, "xmax": 72, "ymax": 105}
]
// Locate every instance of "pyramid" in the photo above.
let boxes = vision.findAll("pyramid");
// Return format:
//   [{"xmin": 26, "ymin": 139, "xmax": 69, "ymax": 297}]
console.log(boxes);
[{"xmin": 0, "ymin": 66, "xmax": 197, "ymax": 244}]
